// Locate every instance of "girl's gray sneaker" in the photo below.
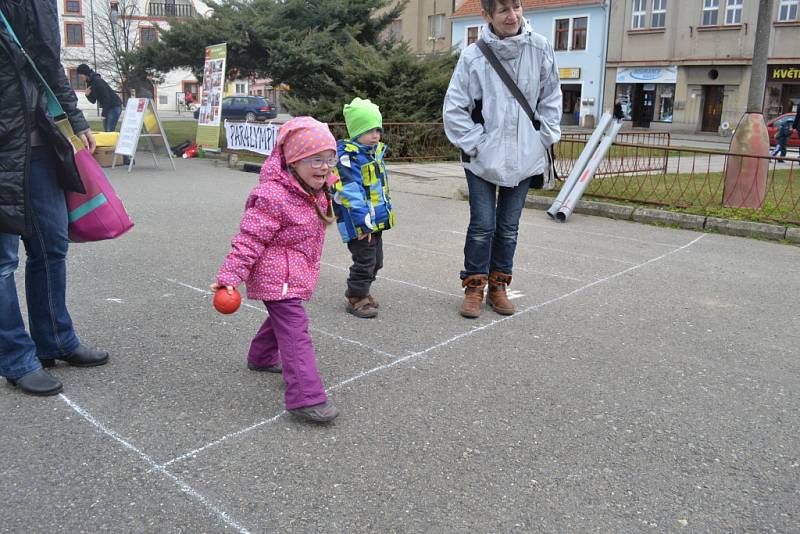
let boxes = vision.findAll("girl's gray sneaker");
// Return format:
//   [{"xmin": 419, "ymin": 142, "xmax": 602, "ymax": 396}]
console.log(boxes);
[{"xmin": 289, "ymin": 402, "xmax": 339, "ymax": 423}]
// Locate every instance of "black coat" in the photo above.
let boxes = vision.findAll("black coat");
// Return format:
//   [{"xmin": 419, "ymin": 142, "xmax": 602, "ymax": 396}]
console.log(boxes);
[
  {"xmin": 794, "ymin": 108, "xmax": 800, "ymax": 131},
  {"xmin": 85, "ymin": 72, "xmax": 122, "ymax": 115},
  {"xmin": 0, "ymin": 0, "xmax": 88, "ymax": 236}
]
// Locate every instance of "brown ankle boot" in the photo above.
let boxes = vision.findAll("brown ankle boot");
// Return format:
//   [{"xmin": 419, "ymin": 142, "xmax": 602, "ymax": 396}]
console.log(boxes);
[
  {"xmin": 459, "ymin": 274, "xmax": 487, "ymax": 318},
  {"xmin": 487, "ymin": 272, "xmax": 515, "ymax": 315}
]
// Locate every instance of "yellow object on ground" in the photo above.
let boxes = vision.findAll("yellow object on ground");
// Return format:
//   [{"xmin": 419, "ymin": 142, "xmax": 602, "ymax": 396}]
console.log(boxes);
[{"xmin": 93, "ymin": 131, "xmax": 120, "ymax": 147}]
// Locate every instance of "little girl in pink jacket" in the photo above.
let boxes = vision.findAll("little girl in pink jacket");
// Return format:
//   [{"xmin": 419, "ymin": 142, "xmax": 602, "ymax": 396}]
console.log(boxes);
[{"xmin": 213, "ymin": 117, "xmax": 340, "ymax": 423}]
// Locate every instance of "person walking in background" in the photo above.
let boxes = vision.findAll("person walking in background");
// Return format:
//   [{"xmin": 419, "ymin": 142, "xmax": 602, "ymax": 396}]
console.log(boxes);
[
  {"xmin": 793, "ymin": 106, "xmax": 800, "ymax": 156},
  {"xmin": 77, "ymin": 63, "xmax": 122, "ymax": 132},
  {"xmin": 614, "ymin": 97, "xmax": 625, "ymax": 121},
  {"xmin": 184, "ymin": 89, "xmax": 194, "ymax": 112},
  {"xmin": 1, "ymin": 0, "xmax": 109, "ymax": 397},
  {"xmin": 442, "ymin": 0, "xmax": 562, "ymax": 319},
  {"xmin": 772, "ymin": 120, "xmax": 792, "ymax": 162},
  {"xmin": 332, "ymin": 98, "xmax": 394, "ymax": 319},
  {"xmin": 213, "ymin": 117, "xmax": 340, "ymax": 423}
]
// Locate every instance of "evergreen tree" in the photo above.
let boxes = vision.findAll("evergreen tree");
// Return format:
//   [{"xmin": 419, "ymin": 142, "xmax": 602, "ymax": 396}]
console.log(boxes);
[{"xmin": 129, "ymin": 0, "xmax": 457, "ymax": 121}]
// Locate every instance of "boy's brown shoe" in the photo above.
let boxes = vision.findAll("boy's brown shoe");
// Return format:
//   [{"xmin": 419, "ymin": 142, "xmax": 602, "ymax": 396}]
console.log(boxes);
[
  {"xmin": 459, "ymin": 274, "xmax": 487, "ymax": 318},
  {"xmin": 346, "ymin": 295, "xmax": 379, "ymax": 318},
  {"xmin": 487, "ymin": 271, "xmax": 515, "ymax": 315}
]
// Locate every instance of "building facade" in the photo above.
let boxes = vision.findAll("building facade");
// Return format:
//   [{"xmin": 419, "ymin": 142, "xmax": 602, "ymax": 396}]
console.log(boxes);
[
  {"xmin": 58, "ymin": 0, "xmax": 211, "ymax": 117},
  {"xmin": 389, "ymin": 0, "xmax": 458, "ymax": 55},
  {"xmin": 604, "ymin": 0, "xmax": 800, "ymax": 134},
  {"xmin": 450, "ymin": 0, "xmax": 610, "ymax": 127}
]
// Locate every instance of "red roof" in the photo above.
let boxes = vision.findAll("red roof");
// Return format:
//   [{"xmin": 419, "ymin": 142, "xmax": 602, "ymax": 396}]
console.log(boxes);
[{"xmin": 453, "ymin": 0, "xmax": 603, "ymax": 18}]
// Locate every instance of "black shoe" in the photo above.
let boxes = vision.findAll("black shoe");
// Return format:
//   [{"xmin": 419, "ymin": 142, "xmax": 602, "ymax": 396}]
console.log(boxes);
[
  {"xmin": 40, "ymin": 345, "xmax": 109, "ymax": 368},
  {"xmin": 247, "ymin": 361, "xmax": 282, "ymax": 373},
  {"xmin": 6, "ymin": 368, "xmax": 63, "ymax": 396},
  {"xmin": 288, "ymin": 402, "xmax": 340, "ymax": 423}
]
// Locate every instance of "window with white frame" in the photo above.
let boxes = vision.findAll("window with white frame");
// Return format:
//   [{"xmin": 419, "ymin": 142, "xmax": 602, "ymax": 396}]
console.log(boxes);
[
  {"xmin": 554, "ymin": 18, "xmax": 570, "ymax": 50},
  {"xmin": 65, "ymin": 22, "xmax": 84, "ymax": 46},
  {"xmin": 65, "ymin": 0, "xmax": 81, "ymax": 14},
  {"xmin": 778, "ymin": 0, "xmax": 798, "ymax": 21},
  {"xmin": 67, "ymin": 68, "xmax": 87, "ymax": 90},
  {"xmin": 553, "ymin": 17, "xmax": 588, "ymax": 51},
  {"xmin": 571, "ymin": 17, "xmax": 587, "ymax": 49},
  {"xmin": 632, "ymin": 0, "xmax": 647, "ymax": 29},
  {"xmin": 235, "ymin": 82, "xmax": 246, "ymax": 94},
  {"xmin": 140, "ymin": 27, "xmax": 157, "ymax": 46},
  {"xmin": 428, "ymin": 14, "xmax": 445, "ymax": 39},
  {"xmin": 725, "ymin": 0, "xmax": 743, "ymax": 24},
  {"xmin": 651, "ymin": 0, "xmax": 667, "ymax": 27},
  {"xmin": 466, "ymin": 26, "xmax": 479, "ymax": 45},
  {"xmin": 702, "ymin": 0, "xmax": 719, "ymax": 25}
]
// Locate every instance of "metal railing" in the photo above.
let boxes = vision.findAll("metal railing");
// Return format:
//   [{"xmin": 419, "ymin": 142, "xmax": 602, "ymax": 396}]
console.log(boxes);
[
  {"xmin": 565, "ymin": 129, "xmax": 671, "ymax": 147},
  {"xmin": 220, "ymin": 120, "xmax": 799, "ymax": 224},
  {"xmin": 327, "ymin": 122, "xmax": 457, "ymax": 161},
  {"xmin": 147, "ymin": 2, "xmax": 196, "ymax": 18},
  {"xmin": 553, "ymin": 140, "xmax": 800, "ymax": 225}
]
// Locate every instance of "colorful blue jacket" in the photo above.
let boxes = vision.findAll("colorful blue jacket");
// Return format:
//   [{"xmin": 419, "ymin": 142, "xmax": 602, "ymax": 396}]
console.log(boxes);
[{"xmin": 331, "ymin": 139, "xmax": 394, "ymax": 243}]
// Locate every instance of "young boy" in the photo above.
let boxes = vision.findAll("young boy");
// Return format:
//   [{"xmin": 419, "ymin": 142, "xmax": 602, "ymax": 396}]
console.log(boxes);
[{"xmin": 332, "ymin": 98, "xmax": 394, "ymax": 318}]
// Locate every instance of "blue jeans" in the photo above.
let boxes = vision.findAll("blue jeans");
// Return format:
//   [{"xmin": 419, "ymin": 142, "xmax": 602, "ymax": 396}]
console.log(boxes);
[
  {"xmin": 461, "ymin": 169, "xmax": 532, "ymax": 279},
  {"xmin": 0, "ymin": 147, "xmax": 80, "ymax": 379},
  {"xmin": 103, "ymin": 106, "xmax": 122, "ymax": 132}
]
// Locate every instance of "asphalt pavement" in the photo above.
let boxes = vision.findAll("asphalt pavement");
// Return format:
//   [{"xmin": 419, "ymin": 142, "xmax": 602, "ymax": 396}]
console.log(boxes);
[{"xmin": 1, "ymin": 157, "xmax": 798, "ymax": 532}]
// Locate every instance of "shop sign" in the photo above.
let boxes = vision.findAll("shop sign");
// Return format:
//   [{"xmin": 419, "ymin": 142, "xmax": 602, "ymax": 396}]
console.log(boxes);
[
  {"xmin": 559, "ymin": 68, "xmax": 581, "ymax": 79},
  {"xmin": 616, "ymin": 66, "xmax": 677, "ymax": 84},
  {"xmin": 769, "ymin": 65, "xmax": 800, "ymax": 81}
]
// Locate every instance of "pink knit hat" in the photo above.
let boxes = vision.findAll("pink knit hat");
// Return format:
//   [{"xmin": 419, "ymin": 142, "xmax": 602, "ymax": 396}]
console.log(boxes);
[{"xmin": 276, "ymin": 116, "xmax": 336, "ymax": 164}]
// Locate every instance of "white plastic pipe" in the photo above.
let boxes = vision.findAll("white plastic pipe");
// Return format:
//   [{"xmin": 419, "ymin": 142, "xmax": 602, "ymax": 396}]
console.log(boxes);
[
  {"xmin": 555, "ymin": 119, "xmax": 624, "ymax": 223},
  {"xmin": 547, "ymin": 112, "xmax": 613, "ymax": 219}
]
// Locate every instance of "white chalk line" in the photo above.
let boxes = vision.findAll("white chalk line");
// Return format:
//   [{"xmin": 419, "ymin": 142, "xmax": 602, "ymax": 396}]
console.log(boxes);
[
  {"xmin": 320, "ymin": 261, "xmax": 462, "ymax": 299},
  {"xmin": 59, "ymin": 394, "xmax": 251, "ymax": 534},
  {"xmin": 443, "ymin": 229, "xmax": 638, "ymax": 265},
  {"xmin": 383, "ymin": 241, "xmax": 586, "ymax": 282},
  {"xmin": 159, "ymin": 411, "xmax": 285, "ymax": 469},
  {"xmin": 158, "ymin": 233, "xmax": 706, "ymax": 468},
  {"xmin": 165, "ymin": 279, "xmax": 395, "ymax": 361}
]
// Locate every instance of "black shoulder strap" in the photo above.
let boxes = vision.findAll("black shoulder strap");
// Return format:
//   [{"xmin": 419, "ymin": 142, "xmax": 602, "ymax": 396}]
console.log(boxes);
[{"xmin": 477, "ymin": 39, "xmax": 540, "ymax": 131}]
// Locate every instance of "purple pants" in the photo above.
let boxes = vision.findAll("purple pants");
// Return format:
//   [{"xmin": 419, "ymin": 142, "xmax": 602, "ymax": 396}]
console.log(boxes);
[{"xmin": 247, "ymin": 298, "xmax": 328, "ymax": 410}]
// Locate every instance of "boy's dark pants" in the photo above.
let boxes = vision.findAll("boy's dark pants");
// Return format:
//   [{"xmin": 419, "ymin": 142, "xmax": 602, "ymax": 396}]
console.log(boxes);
[{"xmin": 346, "ymin": 231, "xmax": 383, "ymax": 297}]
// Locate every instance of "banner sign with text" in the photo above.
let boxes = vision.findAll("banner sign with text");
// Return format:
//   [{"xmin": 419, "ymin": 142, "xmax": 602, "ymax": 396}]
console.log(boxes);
[
  {"xmin": 196, "ymin": 43, "xmax": 227, "ymax": 148},
  {"xmin": 769, "ymin": 65, "xmax": 800, "ymax": 81},
  {"xmin": 616, "ymin": 66, "xmax": 677, "ymax": 84},
  {"xmin": 224, "ymin": 120, "xmax": 279, "ymax": 155}
]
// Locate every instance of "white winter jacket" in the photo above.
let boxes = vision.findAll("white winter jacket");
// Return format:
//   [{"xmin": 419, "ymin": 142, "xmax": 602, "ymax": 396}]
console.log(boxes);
[{"xmin": 443, "ymin": 21, "xmax": 562, "ymax": 187}]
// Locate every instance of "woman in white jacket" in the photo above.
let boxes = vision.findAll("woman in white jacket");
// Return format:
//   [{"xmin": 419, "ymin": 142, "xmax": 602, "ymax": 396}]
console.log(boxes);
[{"xmin": 443, "ymin": 0, "xmax": 561, "ymax": 319}]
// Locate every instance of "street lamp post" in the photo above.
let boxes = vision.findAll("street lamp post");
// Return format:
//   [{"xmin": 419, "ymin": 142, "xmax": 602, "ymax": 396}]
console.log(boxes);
[{"xmin": 90, "ymin": 0, "xmax": 100, "ymax": 117}]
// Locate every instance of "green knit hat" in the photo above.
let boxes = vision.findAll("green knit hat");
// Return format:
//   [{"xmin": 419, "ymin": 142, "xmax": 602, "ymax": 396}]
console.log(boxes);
[{"xmin": 343, "ymin": 97, "xmax": 383, "ymax": 139}]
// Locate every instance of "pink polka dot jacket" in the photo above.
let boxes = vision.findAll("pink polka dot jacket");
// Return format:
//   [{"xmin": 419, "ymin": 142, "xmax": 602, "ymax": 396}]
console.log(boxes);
[{"xmin": 216, "ymin": 151, "xmax": 332, "ymax": 302}]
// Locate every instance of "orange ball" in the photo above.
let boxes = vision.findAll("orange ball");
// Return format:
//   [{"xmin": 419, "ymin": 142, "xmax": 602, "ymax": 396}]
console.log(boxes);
[{"xmin": 213, "ymin": 288, "xmax": 241, "ymax": 314}]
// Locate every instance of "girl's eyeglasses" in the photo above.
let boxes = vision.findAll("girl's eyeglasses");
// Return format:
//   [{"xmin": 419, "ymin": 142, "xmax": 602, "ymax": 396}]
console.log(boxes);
[{"xmin": 301, "ymin": 156, "xmax": 338, "ymax": 169}]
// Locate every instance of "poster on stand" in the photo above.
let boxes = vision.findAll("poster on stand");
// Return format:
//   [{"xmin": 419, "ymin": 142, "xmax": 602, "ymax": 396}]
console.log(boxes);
[
  {"xmin": 196, "ymin": 42, "xmax": 227, "ymax": 148},
  {"xmin": 114, "ymin": 98, "xmax": 175, "ymax": 172}
]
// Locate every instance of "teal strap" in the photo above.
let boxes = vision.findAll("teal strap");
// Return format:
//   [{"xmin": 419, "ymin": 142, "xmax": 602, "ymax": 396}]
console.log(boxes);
[
  {"xmin": 0, "ymin": 7, "xmax": 65, "ymax": 118},
  {"xmin": 68, "ymin": 194, "xmax": 108, "ymax": 222}
]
